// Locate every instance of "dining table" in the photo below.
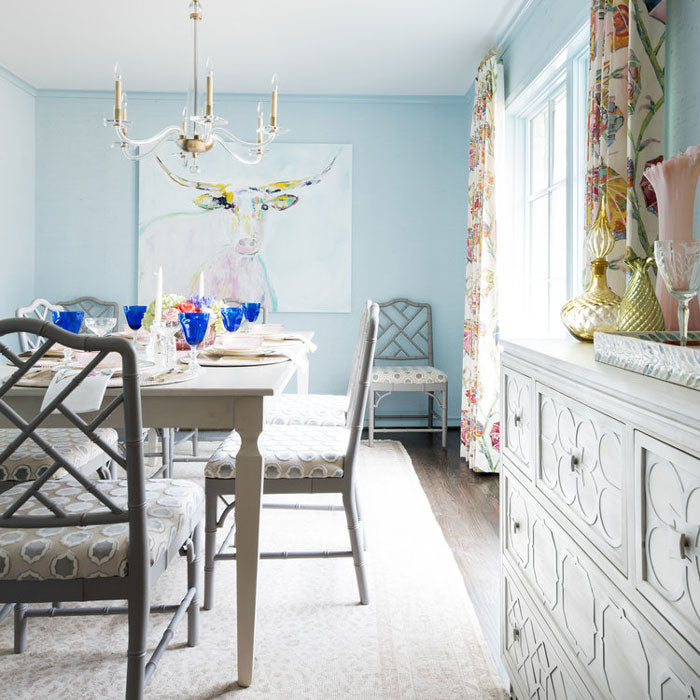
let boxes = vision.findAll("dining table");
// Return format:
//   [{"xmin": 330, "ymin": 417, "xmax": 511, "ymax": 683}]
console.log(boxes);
[{"xmin": 0, "ymin": 331, "xmax": 314, "ymax": 687}]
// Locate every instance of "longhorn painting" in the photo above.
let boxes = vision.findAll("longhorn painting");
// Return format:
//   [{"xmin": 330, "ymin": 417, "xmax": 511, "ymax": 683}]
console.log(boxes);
[{"xmin": 138, "ymin": 144, "xmax": 352, "ymax": 312}]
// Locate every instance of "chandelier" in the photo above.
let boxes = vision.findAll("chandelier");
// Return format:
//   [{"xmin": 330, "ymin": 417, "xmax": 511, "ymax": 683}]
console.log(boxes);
[{"xmin": 104, "ymin": 0, "xmax": 281, "ymax": 170}]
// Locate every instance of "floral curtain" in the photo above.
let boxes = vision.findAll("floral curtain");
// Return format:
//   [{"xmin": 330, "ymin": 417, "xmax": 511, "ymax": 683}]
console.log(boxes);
[
  {"xmin": 460, "ymin": 55, "xmax": 503, "ymax": 473},
  {"xmin": 585, "ymin": 0, "xmax": 666, "ymax": 293}
]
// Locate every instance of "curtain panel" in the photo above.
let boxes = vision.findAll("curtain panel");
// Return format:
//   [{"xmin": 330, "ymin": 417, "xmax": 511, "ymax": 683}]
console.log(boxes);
[
  {"xmin": 585, "ymin": 0, "xmax": 666, "ymax": 293},
  {"xmin": 460, "ymin": 55, "xmax": 503, "ymax": 473}
]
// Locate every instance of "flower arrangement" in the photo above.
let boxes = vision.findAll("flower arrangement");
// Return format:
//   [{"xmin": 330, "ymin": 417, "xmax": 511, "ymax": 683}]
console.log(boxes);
[{"xmin": 143, "ymin": 294, "xmax": 226, "ymax": 333}]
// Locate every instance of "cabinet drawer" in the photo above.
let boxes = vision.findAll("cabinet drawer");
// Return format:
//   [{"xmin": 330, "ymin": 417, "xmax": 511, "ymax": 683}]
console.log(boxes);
[
  {"xmin": 503, "ymin": 473, "xmax": 700, "ymax": 700},
  {"xmin": 503, "ymin": 367, "xmax": 533, "ymax": 480},
  {"xmin": 502, "ymin": 565, "xmax": 591, "ymax": 700},
  {"xmin": 635, "ymin": 431, "xmax": 700, "ymax": 653},
  {"xmin": 536, "ymin": 383, "xmax": 627, "ymax": 573}
]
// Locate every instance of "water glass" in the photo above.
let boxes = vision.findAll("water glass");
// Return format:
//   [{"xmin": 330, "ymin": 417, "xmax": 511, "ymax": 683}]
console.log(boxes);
[
  {"xmin": 179, "ymin": 312, "xmax": 210, "ymax": 371},
  {"xmin": 124, "ymin": 305, "xmax": 148, "ymax": 344},
  {"xmin": 221, "ymin": 306, "xmax": 244, "ymax": 334},
  {"xmin": 163, "ymin": 318, "xmax": 181, "ymax": 366},
  {"xmin": 52, "ymin": 311, "xmax": 84, "ymax": 364},
  {"xmin": 241, "ymin": 302, "xmax": 261, "ymax": 331},
  {"xmin": 85, "ymin": 316, "xmax": 116, "ymax": 337},
  {"xmin": 654, "ymin": 240, "xmax": 700, "ymax": 347}
]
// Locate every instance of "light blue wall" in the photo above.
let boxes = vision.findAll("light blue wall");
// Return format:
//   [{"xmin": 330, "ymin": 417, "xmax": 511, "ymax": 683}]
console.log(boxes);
[
  {"xmin": 34, "ymin": 91, "xmax": 472, "ymax": 422},
  {"xmin": 501, "ymin": 0, "xmax": 589, "ymax": 102},
  {"xmin": 0, "ymin": 69, "xmax": 35, "ymax": 327},
  {"xmin": 666, "ymin": 0, "xmax": 700, "ymax": 235}
]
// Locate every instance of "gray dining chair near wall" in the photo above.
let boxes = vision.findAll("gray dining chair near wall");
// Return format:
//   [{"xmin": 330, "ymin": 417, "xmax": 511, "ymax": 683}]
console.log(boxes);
[
  {"xmin": 368, "ymin": 298, "xmax": 448, "ymax": 448},
  {"xmin": 57, "ymin": 295, "xmax": 120, "ymax": 330},
  {"xmin": 15, "ymin": 298, "xmax": 64, "ymax": 352},
  {"xmin": 0, "ymin": 317, "xmax": 202, "ymax": 700},
  {"xmin": 202, "ymin": 302, "xmax": 379, "ymax": 611}
]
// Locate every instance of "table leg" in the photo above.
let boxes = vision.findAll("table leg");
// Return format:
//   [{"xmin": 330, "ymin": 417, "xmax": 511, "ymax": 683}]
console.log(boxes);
[
  {"xmin": 233, "ymin": 395, "xmax": 265, "ymax": 688},
  {"xmin": 296, "ymin": 359, "xmax": 309, "ymax": 394}
]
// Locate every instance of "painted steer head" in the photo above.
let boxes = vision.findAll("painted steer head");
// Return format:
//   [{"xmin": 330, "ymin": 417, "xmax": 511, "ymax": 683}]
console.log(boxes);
[
  {"xmin": 153, "ymin": 154, "xmax": 337, "ymax": 307},
  {"xmin": 154, "ymin": 155, "xmax": 336, "ymax": 256}
]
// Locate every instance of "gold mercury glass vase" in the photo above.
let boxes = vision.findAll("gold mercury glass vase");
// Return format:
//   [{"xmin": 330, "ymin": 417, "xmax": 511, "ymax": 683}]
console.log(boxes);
[{"xmin": 561, "ymin": 195, "xmax": 622, "ymax": 341}]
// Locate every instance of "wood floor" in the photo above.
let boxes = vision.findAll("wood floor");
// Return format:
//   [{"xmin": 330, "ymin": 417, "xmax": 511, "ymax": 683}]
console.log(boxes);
[{"xmin": 373, "ymin": 428, "xmax": 504, "ymax": 678}]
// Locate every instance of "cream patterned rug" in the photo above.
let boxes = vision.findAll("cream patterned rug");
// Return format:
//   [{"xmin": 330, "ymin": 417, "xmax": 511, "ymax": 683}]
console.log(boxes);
[{"xmin": 0, "ymin": 440, "xmax": 506, "ymax": 699}]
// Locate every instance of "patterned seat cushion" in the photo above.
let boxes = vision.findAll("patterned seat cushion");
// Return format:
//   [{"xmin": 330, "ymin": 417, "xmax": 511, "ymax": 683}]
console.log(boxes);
[
  {"xmin": 0, "ymin": 428, "xmax": 119, "ymax": 483},
  {"xmin": 371, "ymin": 365, "xmax": 447, "ymax": 385},
  {"xmin": 0, "ymin": 478, "xmax": 203, "ymax": 581},
  {"xmin": 264, "ymin": 394, "xmax": 348, "ymax": 427},
  {"xmin": 205, "ymin": 425, "xmax": 349, "ymax": 479}
]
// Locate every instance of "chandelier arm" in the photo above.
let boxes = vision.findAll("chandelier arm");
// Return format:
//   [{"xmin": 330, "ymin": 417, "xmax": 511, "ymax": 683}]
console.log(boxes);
[
  {"xmin": 211, "ymin": 126, "xmax": 276, "ymax": 149},
  {"xmin": 114, "ymin": 124, "xmax": 182, "ymax": 149},
  {"xmin": 212, "ymin": 134, "xmax": 264, "ymax": 165}
]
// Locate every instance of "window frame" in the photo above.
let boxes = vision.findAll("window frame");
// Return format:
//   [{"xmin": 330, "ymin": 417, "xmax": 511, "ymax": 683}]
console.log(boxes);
[{"xmin": 501, "ymin": 25, "xmax": 588, "ymax": 339}]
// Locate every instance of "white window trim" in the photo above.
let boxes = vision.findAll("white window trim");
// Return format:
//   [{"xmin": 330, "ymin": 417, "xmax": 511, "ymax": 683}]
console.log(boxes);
[{"xmin": 500, "ymin": 24, "xmax": 588, "ymax": 339}]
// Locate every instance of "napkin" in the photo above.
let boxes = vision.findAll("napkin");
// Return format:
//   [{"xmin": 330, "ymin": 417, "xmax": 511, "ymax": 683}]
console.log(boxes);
[
  {"xmin": 265, "ymin": 334, "xmax": 318, "ymax": 353},
  {"xmin": 40, "ymin": 367, "xmax": 114, "ymax": 414}
]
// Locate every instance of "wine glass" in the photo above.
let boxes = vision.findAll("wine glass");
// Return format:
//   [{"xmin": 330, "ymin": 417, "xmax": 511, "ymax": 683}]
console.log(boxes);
[
  {"xmin": 85, "ymin": 316, "xmax": 116, "ymax": 337},
  {"xmin": 241, "ymin": 302, "xmax": 261, "ymax": 331},
  {"xmin": 123, "ymin": 305, "xmax": 148, "ymax": 344},
  {"xmin": 179, "ymin": 312, "xmax": 210, "ymax": 372},
  {"xmin": 51, "ymin": 311, "xmax": 84, "ymax": 365},
  {"xmin": 162, "ymin": 317, "xmax": 181, "ymax": 366},
  {"xmin": 654, "ymin": 240, "xmax": 700, "ymax": 347},
  {"xmin": 221, "ymin": 306, "xmax": 244, "ymax": 335}
]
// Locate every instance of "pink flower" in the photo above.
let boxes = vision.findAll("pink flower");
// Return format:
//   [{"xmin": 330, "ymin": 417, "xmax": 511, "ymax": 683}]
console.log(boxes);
[{"xmin": 489, "ymin": 422, "xmax": 500, "ymax": 451}]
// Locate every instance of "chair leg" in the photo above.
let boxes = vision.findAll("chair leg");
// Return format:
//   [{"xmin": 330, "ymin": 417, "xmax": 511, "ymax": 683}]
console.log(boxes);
[
  {"xmin": 343, "ymin": 490, "xmax": 369, "ymax": 605},
  {"xmin": 192, "ymin": 429, "xmax": 199, "ymax": 457},
  {"xmin": 109, "ymin": 458, "xmax": 117, "ymax": 480},
  {"xmin": 187, "ymin": 522, "xmax": 202, "ymax": 647},
  {"xmin": 13, "ymin": 603, "xmax": 27, "ymax": 653},
  {"xmin": 441, "ymin": 386, "xmax": 448, "ymax": 449},
  {"xmin": 166, "ymin": 428, "xmax": 174, "ymax": 479},
  {"xmin": 126, "ymin": 582, "xmax": 149, "ymax": 699},
  {"xmin": 368, "ymin": 390, "xmax": 375, "ymax": 447},
  {"xmin": 354, "ymin": 485, "xmax": 368, "ymax": 551},
  {"xmin": 428, "ymin": 394, "xmax": 434, "ymax": 428},
  {"xmin": 204, "ymin": 484, "xmax": 219, "ymax": 611}
]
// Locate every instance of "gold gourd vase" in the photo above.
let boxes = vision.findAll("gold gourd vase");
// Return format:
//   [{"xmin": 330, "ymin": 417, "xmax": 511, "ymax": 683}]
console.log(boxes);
[
  {"xmin": 561, "ymin": 195, "xmax": 621, "ymax": 341},
  {"xmin": 617, "ymin": 257, "xmax": 665, "ymax": 332}
]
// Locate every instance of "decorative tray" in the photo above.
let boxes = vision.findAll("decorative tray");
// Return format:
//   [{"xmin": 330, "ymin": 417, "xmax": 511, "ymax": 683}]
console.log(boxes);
[{"xmin": 593, "ymin": 330, "xmax": 700, "ymax": 390}]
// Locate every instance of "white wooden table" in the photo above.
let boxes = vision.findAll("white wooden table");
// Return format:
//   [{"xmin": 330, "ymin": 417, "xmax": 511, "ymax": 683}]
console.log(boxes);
[{"xmin": 2, "ymin": 350, "xmax": 308, "ymax": 687}]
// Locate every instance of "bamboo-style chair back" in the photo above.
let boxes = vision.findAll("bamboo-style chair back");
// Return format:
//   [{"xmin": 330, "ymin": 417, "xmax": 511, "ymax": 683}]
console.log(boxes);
[
  {"xmin": 57, "ymin": 296, "xmax": 120, "ymax": 330},
  {"xmin": 0, "ymin": 317, "xmax": 147, "ymax": 573},
  {"xmin": 375, "ymin": 298, "xmax": 434, "ymax": 365},
  {"xmin": 15, "ymin": 299, "xmax": 65, "ymax": 352}
]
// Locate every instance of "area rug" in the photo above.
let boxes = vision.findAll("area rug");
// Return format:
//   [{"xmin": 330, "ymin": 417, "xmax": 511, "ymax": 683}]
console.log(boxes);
[{"xmin": 0, "ymin": 440, "xmax": 506, "ymax": 699}]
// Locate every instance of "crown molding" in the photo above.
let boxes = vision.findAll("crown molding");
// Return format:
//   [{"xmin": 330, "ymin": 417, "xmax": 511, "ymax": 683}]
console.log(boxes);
[{"xmin": 0, "ymin": 63, "xmax": 37, "ymax": 97}]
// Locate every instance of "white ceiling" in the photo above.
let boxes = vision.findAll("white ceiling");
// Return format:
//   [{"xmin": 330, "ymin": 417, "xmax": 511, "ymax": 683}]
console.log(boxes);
[{"xmin": 0, "ymin": 0, "xmax": 521, "ymax": 95}]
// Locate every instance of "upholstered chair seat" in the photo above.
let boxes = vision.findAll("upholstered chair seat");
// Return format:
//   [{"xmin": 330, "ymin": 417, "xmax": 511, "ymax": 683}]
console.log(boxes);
[
  {"xmin": 263, "ymin": 393, "xmax": 348, "ymax": 427},
  {"xmin": 0, "ymin": 478, "xmax": 202, "ymax": 580},
  {"xmin": 205, "ymin": 425, "xmax": 349, "ymax": 479},
  {"xmin": 370, "ymin": 365, "xmax": 447, "ymax": 386},
  {"xmin": 0, "ymin": 428, "xmax": 119, "ymax": 483}
]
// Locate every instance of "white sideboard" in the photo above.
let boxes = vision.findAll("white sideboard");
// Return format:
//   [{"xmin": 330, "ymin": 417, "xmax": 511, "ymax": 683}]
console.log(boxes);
[{"xmin": 500, "ymin": 339, "xmax": 700, "ymax": 700}]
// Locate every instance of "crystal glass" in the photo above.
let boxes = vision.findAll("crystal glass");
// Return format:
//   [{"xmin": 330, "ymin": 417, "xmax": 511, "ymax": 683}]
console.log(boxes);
[
  {"xmin": 163, "ymin": 317, "xmax": 181, "ymax": 366},
  {"xmin": 241, "ymin": 302, "xmax": 261, "ymax": 331},
  {"xmin": 123, "ymin": 305, "xmax": 148, "ymax": 343},
  {"xmin": 221, "ymin": 306, "xmax": 244, "ymax": 333},
  {"xmin": 654, "ymin": 240, "xmax": 700, "ymax": 347},
  {"xmin": 85, "ymin": 316, "xmax": 116, "ymax": 337},
  {"xmin": 179, "ymin": 312, "xmax": 210, "ymax": 371},
  {"xmin": 51, "ymin": 311, "xmax": 84, "ymax": 365}
]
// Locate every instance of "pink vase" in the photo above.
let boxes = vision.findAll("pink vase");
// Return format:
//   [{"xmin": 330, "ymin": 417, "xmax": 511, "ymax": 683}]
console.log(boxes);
[{"xmin": 645, "ymin": 146, "xmax": 700, "ymax": 330}]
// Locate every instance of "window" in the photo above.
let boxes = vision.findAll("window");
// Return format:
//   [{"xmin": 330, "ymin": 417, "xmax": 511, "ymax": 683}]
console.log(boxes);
[{"xmin": 499, "ymin": 27, "xmax": 588, "ymax": 339}]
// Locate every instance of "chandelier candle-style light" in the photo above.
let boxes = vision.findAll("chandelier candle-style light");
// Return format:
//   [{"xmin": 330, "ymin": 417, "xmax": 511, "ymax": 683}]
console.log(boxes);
[{"xmin": 104, "ymin": 0, "xmax": 281, "ymax": 170}]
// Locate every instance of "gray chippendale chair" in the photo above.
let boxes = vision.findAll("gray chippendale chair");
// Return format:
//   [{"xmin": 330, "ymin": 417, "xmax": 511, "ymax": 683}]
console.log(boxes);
[
  {"xmin": 368, "ymin": 298, "xmax": 448, "ymax": 448},
  {"xmin": 202, "ymin": 303, "xmax": 379, "ymax": 611},
  {"xmin": 15, "ymin": 298, "xmax": 65, "ymax": 352},
  {"xmin": 0, "ymin": 317, "xmax": 202, "ymax": 699},
  {"xmin": 57, "ymin": 295, "xmax": 120, "ymax": 331}
]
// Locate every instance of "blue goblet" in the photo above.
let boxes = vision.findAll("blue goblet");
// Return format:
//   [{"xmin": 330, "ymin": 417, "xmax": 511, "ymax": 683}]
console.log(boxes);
[
  {"xmin": 241, "ymin": 302, "xmax": 261, "ymax": 331},
  {"xmin": 52, "ymin": 311, "xmax": 85, "ymax": 365},
  {"xmin": 124, "ymin": 305, "xmax": 148, "ymax": 344},
  {"xmin": 221, "ymin": 306, "xmax": 244, "ymax": 334},
  {"xmin": 179, "ymin": 312, "xmax": 210, "ymax": 372}
]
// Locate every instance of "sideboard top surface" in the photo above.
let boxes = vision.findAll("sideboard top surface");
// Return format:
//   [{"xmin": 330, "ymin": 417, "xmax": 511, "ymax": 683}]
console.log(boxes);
[{"xmin": 501, "ymin": 338, "xmax": 700, "ymax": 434}]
